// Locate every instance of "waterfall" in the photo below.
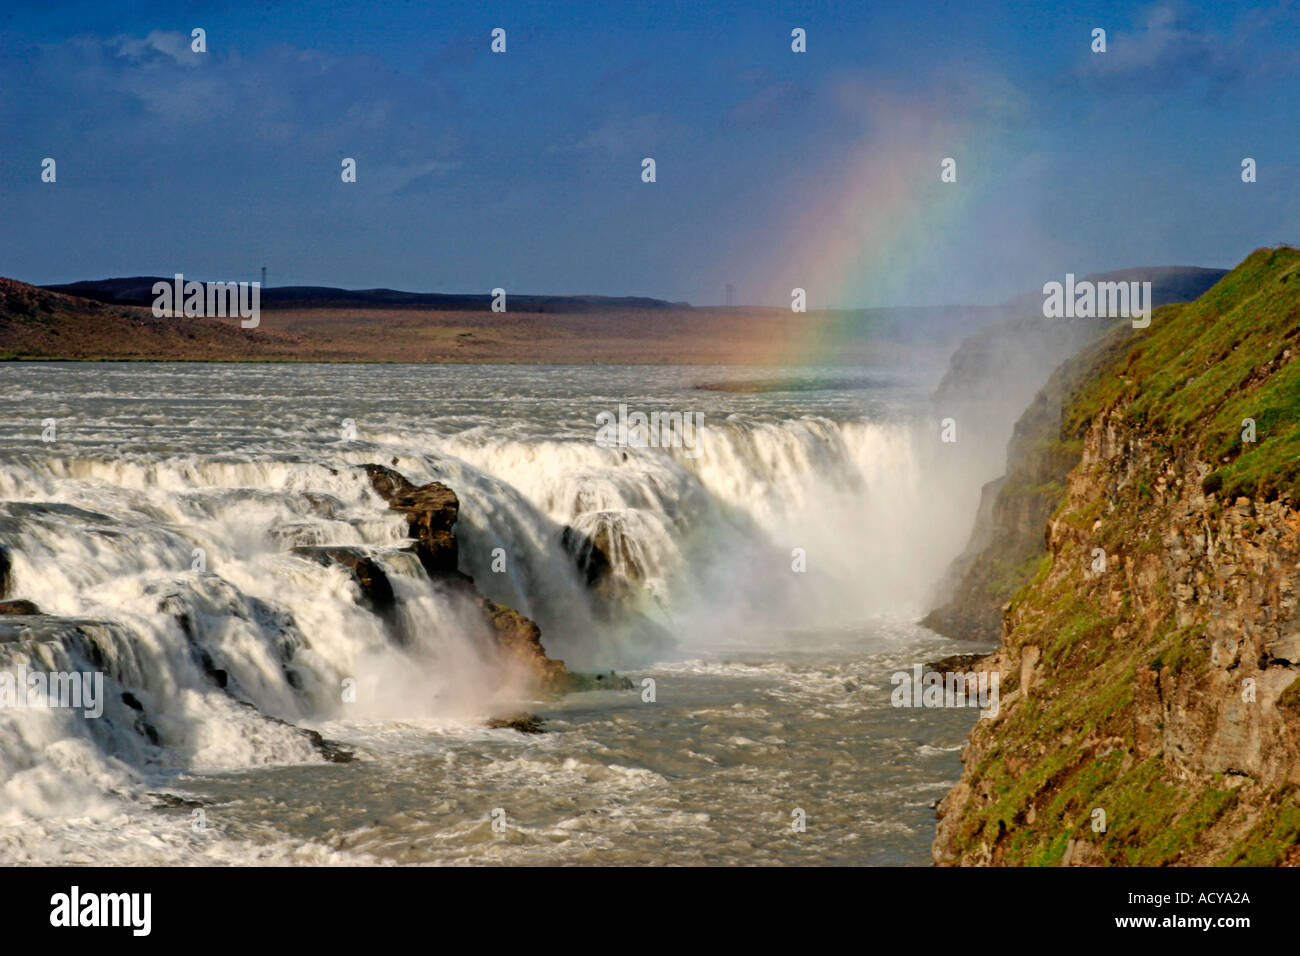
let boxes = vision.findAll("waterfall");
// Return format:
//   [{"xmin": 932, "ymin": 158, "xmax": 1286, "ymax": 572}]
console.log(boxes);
[{"xmin": 0, "ymin": 364, "xmax": 992, "ymax": 839}]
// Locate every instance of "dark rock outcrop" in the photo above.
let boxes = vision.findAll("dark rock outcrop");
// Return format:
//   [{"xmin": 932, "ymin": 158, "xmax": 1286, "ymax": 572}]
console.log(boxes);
[
  {"xmin": 923, "ymin": 653, "xmax": 990, "ymax": 673},
  {"xmin": 477, "ymin": 597, "xmax": 570, "ymax": 693},
  {"xmin": 486, "ymin": 712, "xmax": 545, "ymax": 734},
  {"xmin": 0, "ymin": 550, "xmax": 39, "ymax": 619},
  {"xmin": 290, "ymin": 545, "xmax": 402, "ymax": 641},
  {"xmin": 561, "ymin": 524, "xmax": 614, "ymax": 592},
  {"xmin": 150, "ymin": 793, "xmax": 205, "ymax": 809},
  {"xmin": 362, "ymin": 464, "xmax": 459, "ymax": 576},
  {"xmin": 301, "ymin": 727, "xmax": 355, "ymax": 763},
  {"xmin": 361, "ymin": 463, "xmax": 415, "ymax": 500},
  {"xmin": 560, "ymin": 515, "xmax": 650, "ymax": 605},
  {"xmin": 228, "ymin": 700, "xmax": 353, "ymax": 763}
]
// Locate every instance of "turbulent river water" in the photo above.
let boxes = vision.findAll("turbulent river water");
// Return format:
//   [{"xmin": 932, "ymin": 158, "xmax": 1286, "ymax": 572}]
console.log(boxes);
[{"xmin": 0, "ymin": 362, "xmax": 998, "ymax": 865}]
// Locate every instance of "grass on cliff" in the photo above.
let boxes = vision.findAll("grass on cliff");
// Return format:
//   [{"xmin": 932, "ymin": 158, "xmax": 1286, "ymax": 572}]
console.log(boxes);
[
  {"xmin": 1219, "ymin": 786, "xmax": 1300, "ymax": 865},
  {"xmin": 1085, "ymin": 247, "xmax": 1300, "ymax": 501},
  {"xmin": 964, "ymin": 246, "xmax": 1300, "ymax": 657},
  {"xmin": 1001, "ymin": 247, "xmax": 1300, "ymax": 526},
  {"xmin": 945, "ymin": 248, "xmax": 1300, "ymax": 866},
  {"xmin": 951, "ymin": 597, "xmax": 1237, "ymax": 865}
]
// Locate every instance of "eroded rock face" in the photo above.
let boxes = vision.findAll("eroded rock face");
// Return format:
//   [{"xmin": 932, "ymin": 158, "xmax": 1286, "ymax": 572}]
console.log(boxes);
[
  {"xmin": 561, "ymin": 524, "xmax": 613, "ymax": 592},
  {"xmin": 360, "ymin": 463, "xmax": 415, "ymax": 500},
  {"xmin": 362, "ymin": 464, "xmax": 459, "ymax": 576},
  {"xmin": 561, "ymin": 514, "xmax": 655, "ymax": 606},
  {"xmin": 933, "ymin": 406, "xmax": 1300, "ymax": 866},
  {"xmin": 478, "ymin": 596, "xmax": 570, "ymax": 694},
  {"xmin": 931, "ymin": 248, "xmax": 1300, "ymax": 864}
]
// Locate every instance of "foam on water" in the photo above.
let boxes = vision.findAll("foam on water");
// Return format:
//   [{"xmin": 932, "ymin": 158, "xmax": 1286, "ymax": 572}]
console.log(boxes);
[{"xmin": 0, "ymin": 363, "xmax": 1003, "ymax": 864}]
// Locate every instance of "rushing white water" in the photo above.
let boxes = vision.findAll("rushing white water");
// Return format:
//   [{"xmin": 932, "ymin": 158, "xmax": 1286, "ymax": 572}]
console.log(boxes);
[{"xmin": 0, "ymin": 362, "xmax": 1002, "ymax": 864}]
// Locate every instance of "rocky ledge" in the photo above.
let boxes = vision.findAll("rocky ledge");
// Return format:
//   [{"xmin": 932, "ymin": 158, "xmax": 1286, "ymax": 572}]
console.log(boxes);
[{"xmin": 359, "ymin": 462, "xmax": 572, "ymax": 696}]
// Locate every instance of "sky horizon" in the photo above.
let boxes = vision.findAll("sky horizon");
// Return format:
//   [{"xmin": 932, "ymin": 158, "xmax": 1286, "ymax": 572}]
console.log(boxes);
[{"xmin": 2, "ymin": 0, "xmax": 1297, "ymax": 308}]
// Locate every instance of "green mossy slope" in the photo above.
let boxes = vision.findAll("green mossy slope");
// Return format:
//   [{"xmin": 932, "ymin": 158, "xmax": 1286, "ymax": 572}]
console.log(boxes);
[{"xmin": 935, "ymin": 247, "xmax": 1300, "ymax": 866}]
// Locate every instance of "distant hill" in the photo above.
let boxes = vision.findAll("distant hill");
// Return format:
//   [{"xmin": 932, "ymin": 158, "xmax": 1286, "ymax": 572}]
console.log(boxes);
[
  {"xmin": 3, "ymin": 263, "xmax": 1233, "ymax": 365},
  {"xmin": 0, "ymin": 277, "xmax": 299, "ymax": 361},
  {"xmin": 1079, "ymin": 265, "xmax": 1230, "ymax": 305},
  {"xmin": 931, "ymin": 266, "xmax": 1232, "ymax": 439},
  {"xmin": 42, "ymin": 277, "xmax": 691, "ymax": 314},
  {"xmin": 1005, "ymin": 265, "xmax": 1230, "ymax": 312},
  {"xmin": 0, "ymin": 275, "xmax": 964, "ymax": 365},
  {"xmin": 44, "ymin": 266, "xmax": 1231, "ymax": 317}
]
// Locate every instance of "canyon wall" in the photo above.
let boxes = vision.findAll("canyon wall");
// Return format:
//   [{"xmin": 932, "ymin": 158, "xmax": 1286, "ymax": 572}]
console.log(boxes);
[{"xmin": 931, "ymin": 247, "xmax": 1300, "ymax": 865}]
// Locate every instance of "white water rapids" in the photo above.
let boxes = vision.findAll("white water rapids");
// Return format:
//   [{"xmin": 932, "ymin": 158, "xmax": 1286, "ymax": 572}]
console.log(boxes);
[{"xmin": 0, "ymin": 362, "xmax": 1008, "ymax": 864}]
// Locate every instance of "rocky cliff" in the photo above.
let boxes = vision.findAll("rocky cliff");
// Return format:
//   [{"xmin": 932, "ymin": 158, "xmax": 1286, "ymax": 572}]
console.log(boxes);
[
  {"xmin": 924, "ymin": 268, "xmax": 1235, "ymax": 641},
  {"xmin": 931, "ymin": 247, "xmax": 1300, "ymax": 865}
]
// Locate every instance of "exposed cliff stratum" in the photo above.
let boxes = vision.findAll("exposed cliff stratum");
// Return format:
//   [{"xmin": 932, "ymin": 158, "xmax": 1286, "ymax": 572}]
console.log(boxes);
[{"xmin": 931, "ymin": 247, "xmax": 1300, "ymax": 865}]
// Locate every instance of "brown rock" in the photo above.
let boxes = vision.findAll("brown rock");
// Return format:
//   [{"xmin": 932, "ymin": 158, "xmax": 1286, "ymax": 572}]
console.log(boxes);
[
  {"xmin": 362, "ymin": 465, "xmax": 459, "ymax": 576},
  {"xmin": 0, "ymin": 599, "xmax": 41, "ymax": 615},
  {"xmin": 486, "ymin": 712, "xmax": 545, "ymax": 734},
  {"xmin": 361, "ymin": 463, "xmax": 570, "ymax": 695}
]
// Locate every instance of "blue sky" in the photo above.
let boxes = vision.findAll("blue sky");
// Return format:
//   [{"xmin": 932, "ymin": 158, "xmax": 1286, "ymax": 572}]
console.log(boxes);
[{"xmin": 2, "ymin": 0, "xmax": 1297, "ymax": 306}]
